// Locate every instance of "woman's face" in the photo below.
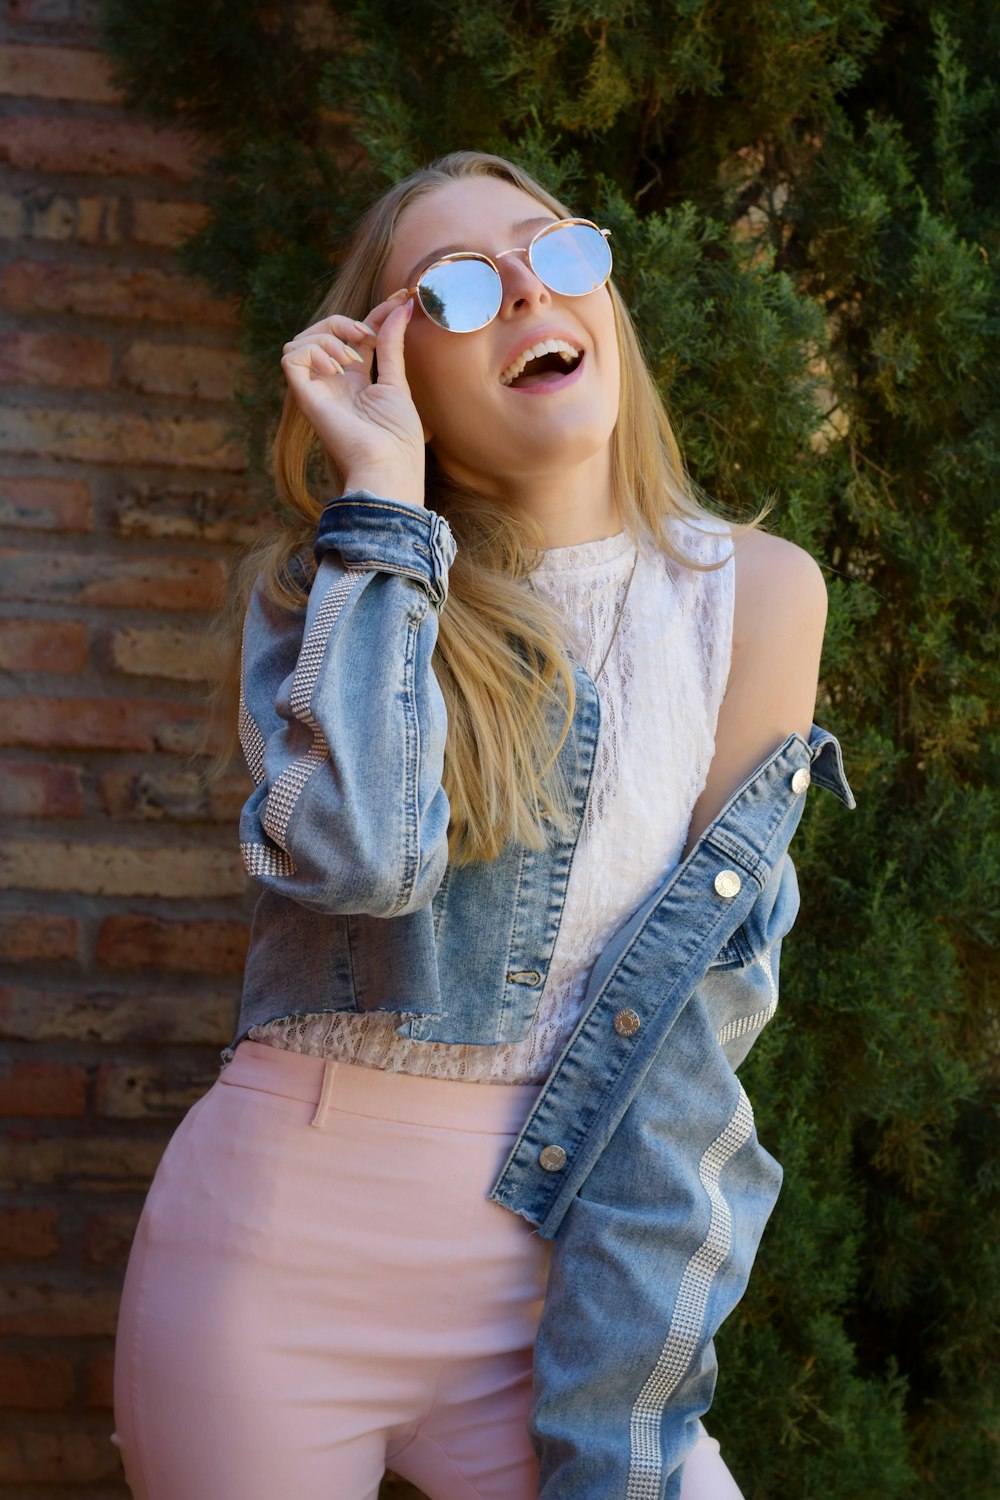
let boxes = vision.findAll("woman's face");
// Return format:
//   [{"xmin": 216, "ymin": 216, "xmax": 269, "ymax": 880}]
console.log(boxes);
[{"xmin": 379, "ymin": 176, "xmax": 621, "ymax": 495}]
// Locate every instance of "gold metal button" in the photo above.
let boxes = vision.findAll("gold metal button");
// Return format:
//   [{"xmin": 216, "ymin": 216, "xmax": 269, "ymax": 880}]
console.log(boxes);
[
  {"xmin": 539, "ymin": 1144, "xmax": 567, "ymax": 1172},
  {"xmin": 791, "ymin": 767, "xmax": 811, "ymax": 795},
  {"xmin": 613, "ymin": 1008, "xmax": 641, "ymax": 1037},
  {"xmin": 714, "ymin": 869, "xmax": 742, "ymax": 899}
]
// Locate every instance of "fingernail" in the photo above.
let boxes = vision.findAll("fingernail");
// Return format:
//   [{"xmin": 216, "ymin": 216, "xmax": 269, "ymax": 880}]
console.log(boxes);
[
  {"xmin": 404, "ymin": 298, "xmax": 414, "ymax": 322},
  {"xmin": 343, "ymin": 345, "xmax": 365, "ymax": 363},
  {"xmin": 330, "ymin": 358, "xmax": 344, "ymax": 374},
  {"xmin": 354, "ymin": 320, "xmax": 377, "ymax": 337}
]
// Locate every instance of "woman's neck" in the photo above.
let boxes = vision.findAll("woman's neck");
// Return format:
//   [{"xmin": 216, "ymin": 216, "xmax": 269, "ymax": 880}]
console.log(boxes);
[
  {"xmin": 520, "ymin": 477, "xmax": 621, "ymax": 548},
  {"xmin": 439, "ymin": 445, "xmax": 621, "ymax": 548}
]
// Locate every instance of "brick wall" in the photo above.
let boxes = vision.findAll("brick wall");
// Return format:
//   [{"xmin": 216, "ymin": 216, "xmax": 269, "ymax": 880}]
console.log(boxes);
[{"xmin": 1, "ymin": 3, "xmax": 259, "ymax": 1491}]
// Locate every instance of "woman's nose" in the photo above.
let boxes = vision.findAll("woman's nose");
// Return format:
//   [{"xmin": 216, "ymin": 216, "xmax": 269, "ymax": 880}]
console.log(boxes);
[{"xmin": 498, "ymin": 252, "xmax": 551, "ymax": 315}]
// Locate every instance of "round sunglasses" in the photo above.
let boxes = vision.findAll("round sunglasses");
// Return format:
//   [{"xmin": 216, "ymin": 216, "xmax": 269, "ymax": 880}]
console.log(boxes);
[{"xmin": 409, "ymin": 218, "xmax": 613, "ymax": 333}]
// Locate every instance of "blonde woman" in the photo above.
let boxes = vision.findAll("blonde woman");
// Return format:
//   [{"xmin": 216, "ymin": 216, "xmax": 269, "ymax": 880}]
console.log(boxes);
[{"xmin": 112, "ymin": 152, "xmax": 853, "ymax": 1500}]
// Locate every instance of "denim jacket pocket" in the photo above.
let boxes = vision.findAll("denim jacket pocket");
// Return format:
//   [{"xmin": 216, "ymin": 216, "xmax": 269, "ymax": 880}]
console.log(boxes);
[{"xmin": 699, "ymin": 852, "xmax": 800, "ymax": 1068}]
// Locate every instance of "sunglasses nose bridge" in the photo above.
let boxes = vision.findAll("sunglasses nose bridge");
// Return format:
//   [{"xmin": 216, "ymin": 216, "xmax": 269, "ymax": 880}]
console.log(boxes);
[{"xmin": 492, "ymin": 245, "xmax": 552, "ymax": 310}]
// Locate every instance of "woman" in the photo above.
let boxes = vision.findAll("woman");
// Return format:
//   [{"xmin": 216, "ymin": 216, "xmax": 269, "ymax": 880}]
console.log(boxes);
[{"xmin": 112, "ymin": 151, "xmax": 852, "ymax": 1500}]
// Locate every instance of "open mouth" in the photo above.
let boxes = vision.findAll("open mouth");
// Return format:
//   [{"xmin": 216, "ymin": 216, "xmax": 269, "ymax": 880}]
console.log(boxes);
[{"xmin": 499, "ymin": 340, "xmax": 584, "ymax": 389}]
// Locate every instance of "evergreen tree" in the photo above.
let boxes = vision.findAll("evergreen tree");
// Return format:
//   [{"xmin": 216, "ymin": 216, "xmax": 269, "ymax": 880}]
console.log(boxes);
[{"xmin": 99, "ymin": 3, "xmax": 999, "ymax": 1494}]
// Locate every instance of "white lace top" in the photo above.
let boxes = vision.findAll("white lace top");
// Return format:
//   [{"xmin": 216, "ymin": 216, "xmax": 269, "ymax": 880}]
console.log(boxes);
[{"xmin": 251, "ymin": 521, "xmax": 735, "ymax": 1084}]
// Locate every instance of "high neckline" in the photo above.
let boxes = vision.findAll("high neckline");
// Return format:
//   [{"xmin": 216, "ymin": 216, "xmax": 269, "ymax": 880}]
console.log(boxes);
[{"xmin": 534, "ymin": 530, "xmax": 634, "ymax": 576}]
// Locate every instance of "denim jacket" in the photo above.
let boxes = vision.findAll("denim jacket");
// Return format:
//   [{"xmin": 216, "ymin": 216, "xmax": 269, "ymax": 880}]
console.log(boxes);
[{"xmin": 235, "ymin": 495, "xmax": 854, "ymax": 1499}]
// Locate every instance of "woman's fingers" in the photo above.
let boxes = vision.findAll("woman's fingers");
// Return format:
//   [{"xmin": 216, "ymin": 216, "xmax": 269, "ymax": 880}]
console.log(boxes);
[
  {"xmin": 285, "ymin": 289, "xmax": 409, "ymax": 355},
  {"xmin": 371, "ymin": 297, "xmax": 414, "ymax": 391},
  {"xmin": 280, "ymin": 341, "xmax": 345, "ymax": 382},
  {"xmin": 281, "ymin": 332, "xmax": 362, "ymax": 370},
  {"xmin": 281, "ymin": 290, "xmax": 411, "ymax": 389},
  {"xmin": 281, "ymin": 287, "xmax": 414, "ymax": 399}
]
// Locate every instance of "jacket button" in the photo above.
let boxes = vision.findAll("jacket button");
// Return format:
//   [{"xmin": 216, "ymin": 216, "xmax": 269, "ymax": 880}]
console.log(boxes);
[
  {"xmin": 714, "ymin": 869, "xmax": 742, "ymax": 899},
  {"xmin": 613, "ymin": 1008, "xmax": 641, "ymax": 1037},
  {"xmin": 791, "ymin": 767, "xmax": 811, "ymax": 794},
  {"xmin": 539, "ymin": 1144, "xmax": 567, "ymax": 1172}
]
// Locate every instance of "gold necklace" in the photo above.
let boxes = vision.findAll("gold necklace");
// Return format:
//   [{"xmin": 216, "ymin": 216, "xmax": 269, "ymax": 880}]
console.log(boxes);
[{"xmin": 591, "ymin": 546, "xmax": 638, "ymax": 681}]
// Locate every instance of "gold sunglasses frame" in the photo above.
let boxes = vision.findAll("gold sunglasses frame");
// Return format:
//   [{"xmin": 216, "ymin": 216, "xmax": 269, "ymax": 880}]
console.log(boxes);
[{"xmin": 407, "ymin": 218, "xmax": 613, "ymax": 333}]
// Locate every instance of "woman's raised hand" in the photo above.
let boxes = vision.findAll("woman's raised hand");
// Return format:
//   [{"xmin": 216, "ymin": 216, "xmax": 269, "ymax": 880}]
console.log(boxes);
[{"xmin": 280, "ymin": 288, "xmax": 426, "ymax": 508}]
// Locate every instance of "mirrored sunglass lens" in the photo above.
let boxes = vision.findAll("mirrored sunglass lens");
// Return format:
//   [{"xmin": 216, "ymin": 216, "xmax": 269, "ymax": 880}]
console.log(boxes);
[
  {"xmin": 417, "ymin": 258, "xmax": 502, "ymax": 331},
  {"xmin": 532, "ymin": 223, "xmax": 612, "ymax": 296}
]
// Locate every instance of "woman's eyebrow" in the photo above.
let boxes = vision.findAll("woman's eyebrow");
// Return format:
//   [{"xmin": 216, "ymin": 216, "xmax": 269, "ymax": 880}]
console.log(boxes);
[{"xmin": 403, "ymin": 216, "xmax": 558, "ymax": 287}]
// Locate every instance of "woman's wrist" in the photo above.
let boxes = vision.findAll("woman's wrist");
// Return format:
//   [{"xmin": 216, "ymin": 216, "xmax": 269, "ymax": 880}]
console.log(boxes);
[{"xmin": 341, "ymin": 468, "xmax": 425, "ymax": 509}]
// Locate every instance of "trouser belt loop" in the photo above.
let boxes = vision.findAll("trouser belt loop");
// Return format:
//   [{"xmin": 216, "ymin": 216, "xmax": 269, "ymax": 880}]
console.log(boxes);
[{"xmin": 310, "ymin": 1060, "xmax": 338, "ymax": 1129}]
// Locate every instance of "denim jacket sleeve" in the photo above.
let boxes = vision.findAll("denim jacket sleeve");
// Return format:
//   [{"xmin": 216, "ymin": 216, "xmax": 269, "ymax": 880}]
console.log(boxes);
[
  {"xmin": 521, "ymin": 732, "xmax": 855, "ymax": 1498},
  {"xmin": 238, "ymin": 495, "xmax": 456, "ymax": 916},
  {"xmin": 531, "ymin": 863, "xmax": 796, "ymax": 1498}
]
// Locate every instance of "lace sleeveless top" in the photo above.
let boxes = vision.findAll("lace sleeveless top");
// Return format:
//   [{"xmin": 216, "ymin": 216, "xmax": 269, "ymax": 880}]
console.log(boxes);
[{"xmin": 250, "ymin": 521, "xmax": 735, "ymax": 1084}]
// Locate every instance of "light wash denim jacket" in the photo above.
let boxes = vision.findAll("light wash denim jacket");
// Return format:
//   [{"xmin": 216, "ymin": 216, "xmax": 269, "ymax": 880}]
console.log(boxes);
[{"xmin": 235, "ymin": 494, "xmax": 854, "ymax": 1499}]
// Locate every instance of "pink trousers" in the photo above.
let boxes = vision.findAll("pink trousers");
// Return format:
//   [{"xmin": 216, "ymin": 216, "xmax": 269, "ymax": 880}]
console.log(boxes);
[{"xmin": 112, "ymin": 1041, "xmax": 744, "ymax": 1500}]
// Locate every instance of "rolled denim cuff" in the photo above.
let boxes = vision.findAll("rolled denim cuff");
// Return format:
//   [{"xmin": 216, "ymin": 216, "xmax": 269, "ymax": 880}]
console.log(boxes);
[{"xmin": 314, "ymin": 494, "xmax": 456, "ymax": 611}]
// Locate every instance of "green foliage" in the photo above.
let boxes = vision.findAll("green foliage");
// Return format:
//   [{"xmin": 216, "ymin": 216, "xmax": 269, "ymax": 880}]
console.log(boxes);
[{"xmin": 99, "ymin": 0, "xmax": 999, "ymax": 1492}]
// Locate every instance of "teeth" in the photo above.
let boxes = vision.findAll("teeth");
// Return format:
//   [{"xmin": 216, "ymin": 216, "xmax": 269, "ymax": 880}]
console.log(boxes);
[{"xmin": 499, "ymin": 339, "xmax": 581, "ymax": 386}]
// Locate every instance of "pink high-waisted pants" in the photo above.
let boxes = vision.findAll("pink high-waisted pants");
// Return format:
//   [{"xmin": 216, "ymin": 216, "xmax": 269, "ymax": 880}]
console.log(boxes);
[{"xmin": 112, "ymin": 1041, "xmax": 744, "ymax": 1499}]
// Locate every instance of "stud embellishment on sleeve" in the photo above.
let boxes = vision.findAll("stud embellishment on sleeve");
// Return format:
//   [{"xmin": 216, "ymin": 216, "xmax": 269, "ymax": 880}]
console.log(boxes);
[
  {"xmin": 791, "ymin": 767, "xmax": 811, "ymax": 794},
  {"xmin": 714, "ymin": 869, "xmax": 742, "ymax": 899}
]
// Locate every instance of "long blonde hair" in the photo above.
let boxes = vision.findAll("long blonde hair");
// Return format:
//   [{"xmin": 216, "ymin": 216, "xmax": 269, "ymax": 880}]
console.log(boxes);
[{"xmin": 228, "ymin": 151, "xmax": 727, "ymax": 864}]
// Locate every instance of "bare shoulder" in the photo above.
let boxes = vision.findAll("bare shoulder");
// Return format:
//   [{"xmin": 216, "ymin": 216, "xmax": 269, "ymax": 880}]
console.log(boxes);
[
  {"xmin": 732, "ymin": 529, "xmax": 827, "ymax": 645},
  {"xmin": 683, "ymin": 530, "xmax": 828, "ymax": 850},
  {"xmin": 727, "ymin": 527, "xmax": 827, "ymax": 718}
]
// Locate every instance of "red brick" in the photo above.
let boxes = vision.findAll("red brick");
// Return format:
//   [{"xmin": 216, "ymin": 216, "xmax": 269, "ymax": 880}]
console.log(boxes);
[
  {"xmin": 99, "ymin": 766, "xmax": 250, "ymax": 822},
  {"xmin": 0, "ymin": 405, "xmax": 245, "ymax": 470},
  {"xmin": 0, "ymin": 1353, "xmax": 73, "ymax": 1409},
  {"xmin": 0, "ymin": 762, "xmax": 84, "ymax": 818},
  {"xmin": 84, "ymin": 1208, "xmax": 139, "ymax": 1267},
  {"xmin": 0, "ymin": 187, "xmax": 123, "ymax": 245},
  {"xmin": 0, "ymin": 984, "xmax": 235, "ymax": 1045},
  {"xmin": 10, "ymin": 1, "xmax": 100, "ymax": 21},
  {"xmin": 0, "ymin": 329, "xmax": 112, "ymax": 387},
  {"xmin": 1, "ymin": 258, "xmax": 238, "ymax": 324},
  {"xmin": 0, "ymin": 1061, "xmax": 87, "ymax": 1116},
  {"xmin": 0, "ymin": 115, "xmax": 197, "ymax": 181},
  {"xmin": 131, "ymin": 197, "xmax": 209, "ymax": 247},
  {"xmin": 0, "ymin": 190, "xmax": 22, "ymax": 237},
  {"xmin": 0, "ymin": 838, "xmax": 246, "ymax": 897},
  {"xmin": 85, "ymin": 1351, "xmax": 114, "ymax": 1408},
  {"xmin": 0, "ymin": 618, "xmax": 88, "ymax": 673},
  {"xmin": 0, "ymin": 698, "xmax": 221, "ymax": 757},
  {"xmin": 115, "ymin": 482, "xmax": 260, "ymax": 543},
  {"xmin": 0, "ymin": 1282, "xmax": 120, "ymax": 1337},
  {"xmin": 122, "ymin": 340, "xmax": 238, "ymax": 401},
  {"xmin": 108, "ymin": 624, "xmax": 218, "ymax": 680},
  {"xmin": 0, "ymin": 1132, "xmax": 168, "ymax": 1192},
  {"xmin": 0, "ymin": 911, "xmax": 80, "ymax": 963},
  {"xmin": 0, "ymin": 474, "xmax": 92, "ymax": 531},
  {"xmin": 0, "ymin": 549, "xmax": 227, "ymax": 611},
  {"xmin": 0, "ymin": 1420, "xmax": 123, "ymax": 1485},
  {"xmin": 95, "ymin": 1061, "xmax": 215, "ymax": 1119},
  {"xmin": 0, "ymin": 45, "xmax": 121, "ymax": 104},
  {"xmin": 0, "ymin": 1205, "xmax": 59, "ymax": 1259},
  {"xmin": 97, "ymin": 916, "xmax": 248, "ymax": 975}
]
